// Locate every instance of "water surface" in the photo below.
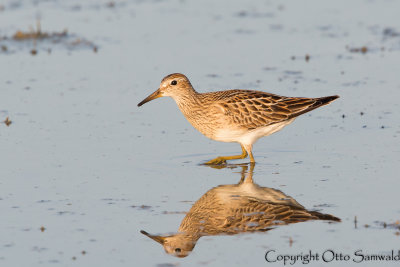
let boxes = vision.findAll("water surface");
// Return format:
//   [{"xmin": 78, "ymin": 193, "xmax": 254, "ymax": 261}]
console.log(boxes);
[{"xmin": 1, "ymin": 0, "xmax": 400, "ymax": 266}]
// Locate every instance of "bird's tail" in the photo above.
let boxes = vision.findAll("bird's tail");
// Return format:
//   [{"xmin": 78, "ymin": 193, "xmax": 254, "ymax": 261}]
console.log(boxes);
[
  {"xmin": 317, "ymin": 95, "xmax": 340, "ymax": 106},
  {"xmin": 287, "ymin": 95, "xmax": 339, "ymax": 119},
  {"xmin": 309, "ymin": 210, "xmax": 341, "ymax": 222}
]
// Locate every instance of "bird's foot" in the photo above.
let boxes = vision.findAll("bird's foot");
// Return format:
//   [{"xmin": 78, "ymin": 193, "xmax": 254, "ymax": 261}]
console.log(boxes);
[{"xmin": 204, "ymin": 157, "xmax": 228, "ymax": 165}]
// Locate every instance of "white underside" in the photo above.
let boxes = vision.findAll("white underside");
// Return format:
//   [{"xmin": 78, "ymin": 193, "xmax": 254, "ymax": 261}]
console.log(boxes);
[
  {"xmin": 215, "ymin": 181, "xmax": 304, "ymax": 209},
  {"xmin": 214, "ymin": 118, "xmax": 295, "ymax": 145}
]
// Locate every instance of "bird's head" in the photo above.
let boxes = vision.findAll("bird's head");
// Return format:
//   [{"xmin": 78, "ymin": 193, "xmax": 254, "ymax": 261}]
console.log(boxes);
[
  {"xmin": 140, "ymin": 230, "xmax": 197, "ymax": 258},
  {"xmin": 138, "ymin": 73, "xmax": 194, "ymax": 107}
]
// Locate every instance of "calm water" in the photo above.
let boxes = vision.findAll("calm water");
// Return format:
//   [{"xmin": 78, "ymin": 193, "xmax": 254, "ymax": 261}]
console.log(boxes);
[{"xmin": 1, "ymin": 0, "xmax": 400, "ymax": 266}]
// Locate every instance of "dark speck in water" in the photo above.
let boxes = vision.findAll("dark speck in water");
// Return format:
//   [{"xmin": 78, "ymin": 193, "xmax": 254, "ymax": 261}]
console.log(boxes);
[
  {"xmin": 289, "ymin": 237, "xmax": 294, "ymax": 247},
  {"xmin": 313, "ymin": 203, "xmax": 334, "ymax": 208},
  {"xmin": 162, "ymin": 211, "xmax": 187, "ymax": 214},
  {"xmin": 37, "ymin": 200, "xmax": 51, "ymax": 203},
  {"xmin": 156, "ymin": 263, "xmax": 177, "ymax": 267},
  {"xmin": 235, "ymin": 11, "xmax": 273, "ymax": 18},
  {"xmin": 284, "ymin": 70, "xmax": 302, "ymax": 75},
  {"xmin": 263, "ymin": 67, "xmax": 277, "ymax": 71},
  {"xmin": 383, "ymin": 27, "xmax": 400, "ymax": 38},
  {"xmin": 131, "ymin": 205, "xmax": 152, "ymax": 210},
  {"xmin": 106, "ymin": 1, "xmax": 115, "ymax": 8}
]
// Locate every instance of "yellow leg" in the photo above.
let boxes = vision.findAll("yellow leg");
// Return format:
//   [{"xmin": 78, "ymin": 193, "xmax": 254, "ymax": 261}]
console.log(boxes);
[
  {"xmin": 243, "ymin": 144, "xmax": 255, "ymax": 163},
  {"xmin": 249, "ymin": 151, "xmax": 255, "ymax": 163},
  {"xmin": 205, "ymin": 144, "xmax": 248, "ymax": 165}
]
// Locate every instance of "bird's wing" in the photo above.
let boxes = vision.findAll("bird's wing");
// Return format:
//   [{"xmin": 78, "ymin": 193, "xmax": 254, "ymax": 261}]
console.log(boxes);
[
  {"xmin": 213, "ymin": 90, "xmax": 337, "ymax": 130},
  {"xmin": 221, "ymin": 201, "xmax": 328, "ymax": 233}
]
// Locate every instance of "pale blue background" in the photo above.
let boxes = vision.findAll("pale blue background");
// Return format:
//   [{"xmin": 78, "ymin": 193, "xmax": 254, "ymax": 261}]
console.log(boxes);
[{"xmin": 1, "ymin": 0, "xmax": 400, "ymax": 266}]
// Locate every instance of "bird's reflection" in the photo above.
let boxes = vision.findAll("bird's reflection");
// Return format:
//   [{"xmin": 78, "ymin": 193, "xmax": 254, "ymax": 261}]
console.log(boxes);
[{"xmin": 141, "ymin": 164, "xmax": 340, "ymax": 258}]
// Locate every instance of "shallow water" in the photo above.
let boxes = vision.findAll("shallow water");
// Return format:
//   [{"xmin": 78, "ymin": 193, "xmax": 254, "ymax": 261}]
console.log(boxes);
[{"xmin": 1, "ymin": 0, "xmax": 400, "ymax": 266}]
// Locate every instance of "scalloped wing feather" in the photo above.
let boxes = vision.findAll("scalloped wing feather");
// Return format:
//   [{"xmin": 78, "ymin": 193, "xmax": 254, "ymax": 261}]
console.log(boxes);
[{"xmin": 212, "ymin": 90, "xmax": 338, "ymax": 130}]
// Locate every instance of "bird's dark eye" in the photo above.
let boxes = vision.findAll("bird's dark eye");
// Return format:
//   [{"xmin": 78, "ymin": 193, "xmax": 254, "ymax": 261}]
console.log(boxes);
[
  {"xmin": 175, "ymin": 248, "xmax": 181, "ymax": 253},
  {"xmin": 171, "ymin": 80, "xmax": 177, "ymax": 85}
]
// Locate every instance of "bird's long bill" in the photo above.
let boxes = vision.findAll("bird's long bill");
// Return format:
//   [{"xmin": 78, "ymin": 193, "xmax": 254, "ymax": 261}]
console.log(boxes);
[
  {"xmin": 137, "ymin": 88, "xmax": 163, "ymax": 107},
  {"xmin": 140, "ymin": 230, "xmax": 165, "ymax": 244}
]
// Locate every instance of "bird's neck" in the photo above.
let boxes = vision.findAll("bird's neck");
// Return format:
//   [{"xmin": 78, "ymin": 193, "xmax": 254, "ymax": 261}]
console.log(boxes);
[{"xmin": 173, "ymin": 88, "xmax": 203, "ymax": 115}]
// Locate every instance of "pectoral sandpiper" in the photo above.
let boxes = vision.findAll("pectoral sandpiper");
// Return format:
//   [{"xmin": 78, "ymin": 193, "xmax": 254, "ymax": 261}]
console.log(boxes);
[
  {"xmin": 141, "ymin": 164, "xmax": 340, "ymax": 258},
  {"xmin": 138, "ymin": 73, "xmax": 339, "ymax": 164}
]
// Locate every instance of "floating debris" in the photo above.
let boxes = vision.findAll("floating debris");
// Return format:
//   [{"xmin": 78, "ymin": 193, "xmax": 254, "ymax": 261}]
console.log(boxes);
[
  {"xmin": 357, "ymin": 219, "xmax": 400, "ymax": 231},
  {"xmin": 0, "ymin": 20, "xmax": 98, "ymax": 54},
  {"xmin": 305, "ymin": 54, "xmax": 310, "ymax": 62},
  {"xmin": 12, "ymin": 20, "xmax": 67, "ymax": 41},
  {"xmin": 4, "ymin": 117, "xmax": 12, "ymax": 126},
  {"xmin": 40, "ymin": 226, "xmax": 46, "ymax": 232},
  {"xmin": 347, "ymin": 46, "xmax": 368, "ymax": 54},
  {"xmin": 376, "ymin": 220, "xmax": 400, "ymax": 230}
]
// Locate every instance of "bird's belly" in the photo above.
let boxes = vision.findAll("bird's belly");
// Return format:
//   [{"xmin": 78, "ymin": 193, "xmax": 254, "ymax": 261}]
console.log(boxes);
[
  {"xmin": 214, "ymin": 118, "xmax": 295, "ymax": 144},
  {"xmin": 212, "ymin": 128, "xmax": 248, "ymax": 143}
]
